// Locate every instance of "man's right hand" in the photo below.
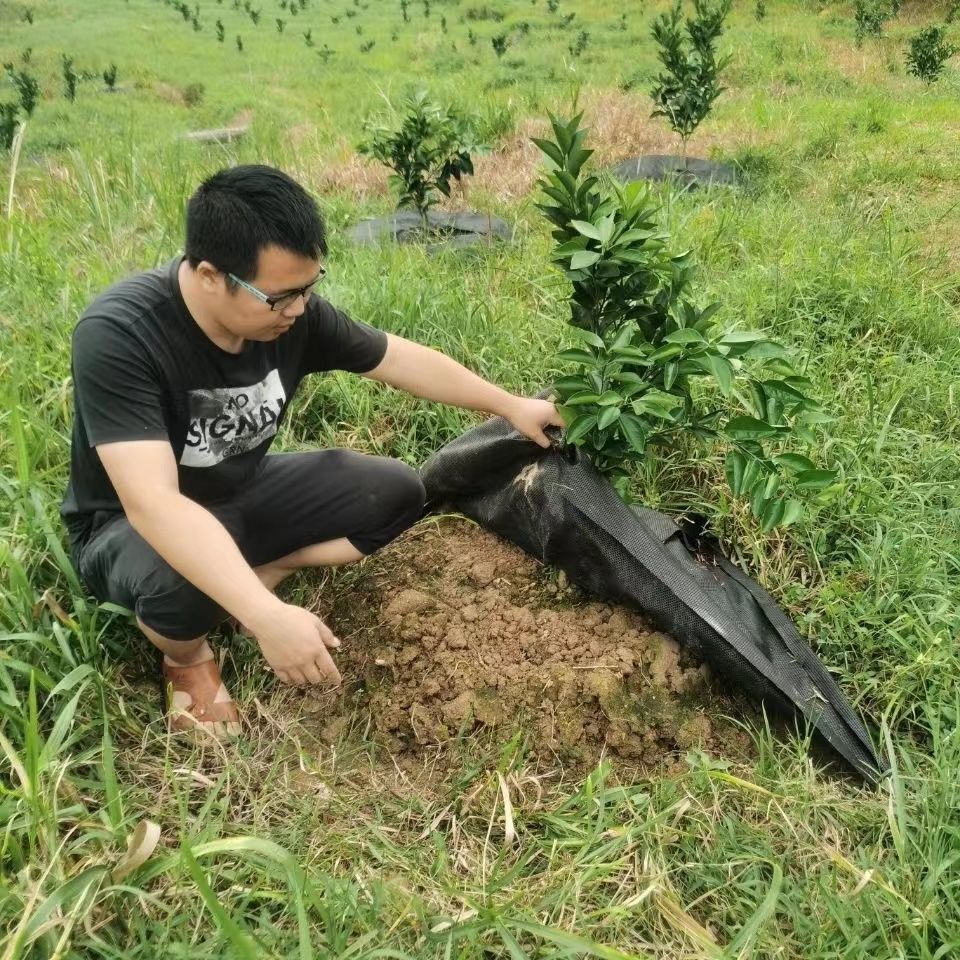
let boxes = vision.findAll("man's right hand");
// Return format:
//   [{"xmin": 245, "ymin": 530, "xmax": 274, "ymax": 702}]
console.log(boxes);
[{"xmin": 249, "ymin": 602, "xmax": 342, "ymax": 687}]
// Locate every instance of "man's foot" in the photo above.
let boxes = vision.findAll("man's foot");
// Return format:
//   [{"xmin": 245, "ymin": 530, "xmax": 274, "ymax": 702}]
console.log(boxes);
[{"xmin": 162, "ymin": 656, "xmax": 242, "ymax": 739}]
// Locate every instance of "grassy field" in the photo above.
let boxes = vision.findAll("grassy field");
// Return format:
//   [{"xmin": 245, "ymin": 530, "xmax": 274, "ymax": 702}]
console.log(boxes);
[{"xmin": 2, "ymin": 0, "xmax": 959, "ymax": 956}]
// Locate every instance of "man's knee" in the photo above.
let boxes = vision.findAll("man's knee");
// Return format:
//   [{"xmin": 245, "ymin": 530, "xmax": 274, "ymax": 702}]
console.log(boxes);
[
  {"xmin": 381, "ymin": 459, "xmax": 426, "ymax": 518},
  {"xmin": 351, "ymin": 457, "xmax": 426, "ymax": 554}
]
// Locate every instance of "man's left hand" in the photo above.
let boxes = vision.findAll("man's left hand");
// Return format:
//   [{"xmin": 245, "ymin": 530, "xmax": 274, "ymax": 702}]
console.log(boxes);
[{"xmin": 502, "ymin": 396, "xmax": 566, "ymax": 449}]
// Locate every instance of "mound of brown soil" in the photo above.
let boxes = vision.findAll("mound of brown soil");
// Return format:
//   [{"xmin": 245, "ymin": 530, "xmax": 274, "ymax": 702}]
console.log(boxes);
[{"xmin": 306, "ymin": 518, "xmax": 753, "ymax": 773}]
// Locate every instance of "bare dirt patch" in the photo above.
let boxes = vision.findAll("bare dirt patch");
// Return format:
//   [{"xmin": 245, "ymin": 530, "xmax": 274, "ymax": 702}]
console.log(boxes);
[{"xmin": 302, "ymin": 518, "xmax": 754, "ymax": 775}]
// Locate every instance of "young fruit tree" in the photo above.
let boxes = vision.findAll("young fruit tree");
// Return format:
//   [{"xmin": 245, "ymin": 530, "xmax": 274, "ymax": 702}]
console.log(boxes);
[
  {"xmin": 905, "ymin": 24, "xmax": 957, "ymax": 83},
  {"xmin": 854, "ymin": 0, "xmax": 898, "ymax": 45},
  {"xmin": 534, "ymin": 113, "xmax": 838, "ymax": 529},
  {"xmin": 650, "ymin": 0, "xmax": 732, "ymax": 168},
  {"xmin": 61, "ymin": 54, "xmax": 78, "ymax": 103},
  {"xmin": 1, "ymin": 101, "xmax": 19, "ymax": 151},
  {"xmin": 358, "ymin": 91, "xmax": 479, "ymax": 234},
  {"xmin": 4, "ymin": 65, "xmax": 39, "ymax": 116}
]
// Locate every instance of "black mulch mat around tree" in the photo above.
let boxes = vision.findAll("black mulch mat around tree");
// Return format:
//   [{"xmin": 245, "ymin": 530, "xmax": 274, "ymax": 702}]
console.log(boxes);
[
  {"xmin": 611, "ymin": 155, "xmax": 738, "ymax": 190},
  {"xmin": 346, "ymin": 210, "xmax": 512, "ymax": 250}
]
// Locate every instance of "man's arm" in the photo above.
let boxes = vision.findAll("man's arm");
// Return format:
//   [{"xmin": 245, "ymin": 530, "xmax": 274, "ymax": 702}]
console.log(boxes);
[
  {"xmin": 362, "ymin": 334, "xmax": 564, "ymax": 446},
  {"xmin": 95, "ymin": 440, "xmax": 341, "ymax": 686}
]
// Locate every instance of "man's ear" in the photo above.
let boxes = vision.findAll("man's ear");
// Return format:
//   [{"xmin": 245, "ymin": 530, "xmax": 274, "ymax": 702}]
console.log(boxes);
[{"xmin": 195, "ymin": 259, "xmax": 227, "ymax": 294}]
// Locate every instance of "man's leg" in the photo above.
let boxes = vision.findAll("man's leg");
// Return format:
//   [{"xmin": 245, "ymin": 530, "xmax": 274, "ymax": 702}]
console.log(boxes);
[
  {"xmin": 77, "ymin": 514, "xmax": 248, "ymax": 737},
  {"xmin": 79, "ymin": 451, "xmax": 424, "ymax": 737},
  {"xmin": 136, "ymin": 536, "xmax": 365, "ymax": 737},
  {"xmin": 251, "ymin": 536, "xmax": 364, "ymax": 592}
]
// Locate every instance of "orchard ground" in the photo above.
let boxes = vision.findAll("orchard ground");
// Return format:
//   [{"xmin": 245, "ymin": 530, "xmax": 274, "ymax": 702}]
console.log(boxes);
[{"xmin": 1, "ymin": 0, "xmax": 959, "ymax": 957}]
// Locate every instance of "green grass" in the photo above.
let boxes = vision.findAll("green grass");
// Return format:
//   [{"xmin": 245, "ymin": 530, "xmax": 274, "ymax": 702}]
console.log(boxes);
[{"xmin": 2, "ymin": 0, "xmax": 960, "ymax": 956}]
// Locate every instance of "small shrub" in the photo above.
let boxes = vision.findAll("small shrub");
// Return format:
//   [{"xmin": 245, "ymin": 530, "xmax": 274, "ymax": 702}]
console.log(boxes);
[
  {"xmin": 20, "ymin": 48, "xmax": 32, "ymax": 65},
  {"xmin": 561, "ymin": 12, "xmax": 576, "ymax": 27},
  {"xmin": 492, "ymin": 33, "xmax": 509, "ymax": 57},
  {"xmin": 5, "ymin": 66, "xmax": 40, "ymax": 116},
  {"xmin": 360, "ymin": 40, "xmax": 376, "ymax": 53},
  {"xmin": 650, "ymin": 0, "xmax": 732, "ymax": 166},
  {"xmin": 569, "ymin": 29, "xmax": 589, "ymax": 57},
  {"xmin": 905, "ymin": 24, "xmax": 957, "ymax": 82},
  {"xmin": 854, "ymin": 0, "xmax": 897, "ymax": 45},
  {"xmin": 304, "ymin": 28, "xmax": 314, "ymax": 46},
  {"xmin": 61, "ymin": 54, "xmax": 78, "ymax": 103},
  {"xmin": 276, "ymin": 18, "xmax": 285, "ymax": 32},
  {"xmin": 400, "ymin": 0, "xmax": 409, "ymax": 22},
  {"xmin": 23, "ymin": 8, "xmax": 34, "ymax": 24},
  {"xmin": 1, "ymin": 102, "xmax": 20, "ymax": 150},
  {"xmin": 547, "ymin": 0, "xmax": 559, "ymax": 12},
  {"xmin": 103, "ymin": 63, "xmax": 118, "ymax": 89},
  {"xmin": 358, "ymin": 90, "xmax": 479, "ymax": 232},
  {"xmin": 183, "ymin": 81, "xmax": 205, "ymax": 106},
  {"xmin": 423, "ymin": 0, "xmax": 430, "ymax": 17},
  {"xmin": 535, "ymin": 113, "xmax": 836, "ymax": 523},
  {"xmin": 236, "ymin": 34, "xmax": 244, "ymax": 52},
  {"xmin": 465, "ymin": 5, "xmax": 505, "ymax": 21},
  {"xmin": 216, "ymin": 19, "xmax": 225, "ymax": 41},
  {"xmin": 317, "ymin": 44, "xmax": 336, "ymax": 62},
  {"xmin": 754, "ymin": 0, "xmax": 766, "ymax": 21}
]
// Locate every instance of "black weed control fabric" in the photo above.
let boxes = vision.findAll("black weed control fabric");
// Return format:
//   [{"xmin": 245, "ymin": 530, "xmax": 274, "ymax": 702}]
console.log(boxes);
[{"xmin": 420, "ymin": 410, "xmax": 886, "ymax": 785}]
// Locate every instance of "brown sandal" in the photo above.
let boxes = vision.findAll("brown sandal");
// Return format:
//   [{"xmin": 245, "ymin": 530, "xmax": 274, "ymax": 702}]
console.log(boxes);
[{"xmin": 162, "ymin": 658, "xmax": 242, "ymax": 739}]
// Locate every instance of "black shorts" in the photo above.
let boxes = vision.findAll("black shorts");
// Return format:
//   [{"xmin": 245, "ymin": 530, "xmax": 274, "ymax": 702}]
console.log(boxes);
[{"xmin": 75, "ymin": 449, "xmax": 425, "ymax": 641}]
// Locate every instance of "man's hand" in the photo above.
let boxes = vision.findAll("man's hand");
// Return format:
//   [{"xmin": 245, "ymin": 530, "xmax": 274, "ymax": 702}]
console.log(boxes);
[
  {"xmin": 249, "ymin": 602, "xmax": 342, "ymax": 687},
  {"xmin": 502, "ymin": 396, "xmax": 566, "ymax": 448}
]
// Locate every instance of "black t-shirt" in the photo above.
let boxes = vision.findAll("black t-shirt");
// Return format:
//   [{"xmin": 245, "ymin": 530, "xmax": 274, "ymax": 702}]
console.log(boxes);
[{"xmin": 60, "ymin": 255, "xmax": 388, "ymax": 554}]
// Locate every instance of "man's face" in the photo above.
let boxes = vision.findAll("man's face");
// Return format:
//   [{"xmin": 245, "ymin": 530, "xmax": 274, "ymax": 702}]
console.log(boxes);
[{"xmin": 218, "ymin": 244, "xmax": 324, "ymax": 341}]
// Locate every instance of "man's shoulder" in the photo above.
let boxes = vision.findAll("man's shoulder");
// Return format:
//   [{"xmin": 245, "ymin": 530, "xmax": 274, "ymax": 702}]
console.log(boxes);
[{"xmin": 75, "ymin": 258, "xmax": 180, "ymax": 338}]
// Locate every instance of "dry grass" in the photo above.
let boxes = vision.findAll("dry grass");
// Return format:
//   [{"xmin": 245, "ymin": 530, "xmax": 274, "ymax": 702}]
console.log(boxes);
[
  {"xmin": 580, "ymin": 87, "xmax": 757, "ymax": 165},
  {"xmin": 466, "ymin": 87, "xmax": 768, "ymax": 204},
  {"xmin": 311, "ymin": 87, "xmax": 772, "ymax": 211},
  {"xmin": 912, "ymin": 179, "xmax": 960, "ymax": 281},
  {"xmin": 151, "ymin": 80, "xmax": 189, "ymax": 107},
  {"xmin": 290, "ymin": 82, "xmax": 789, "ymax": 216},
  {"xmin": 819, "ymin": 33, "xmax": 931, "ymax": 94},
  {"xmin": 303, "ymin": 136, "xmax": 391, "ymax": 203}
]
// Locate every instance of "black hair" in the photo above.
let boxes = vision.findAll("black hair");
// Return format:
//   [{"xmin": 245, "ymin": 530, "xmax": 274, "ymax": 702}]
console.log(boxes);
[{"xmin": 184, "ymin": 164, "xmax": 326, "ymax": 281}]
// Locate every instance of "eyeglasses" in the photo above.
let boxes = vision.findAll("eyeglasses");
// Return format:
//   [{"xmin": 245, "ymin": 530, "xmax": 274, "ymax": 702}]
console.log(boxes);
[{"xmin": 226, "ymin": 266, "xmax": 326, "ymax": 312}]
